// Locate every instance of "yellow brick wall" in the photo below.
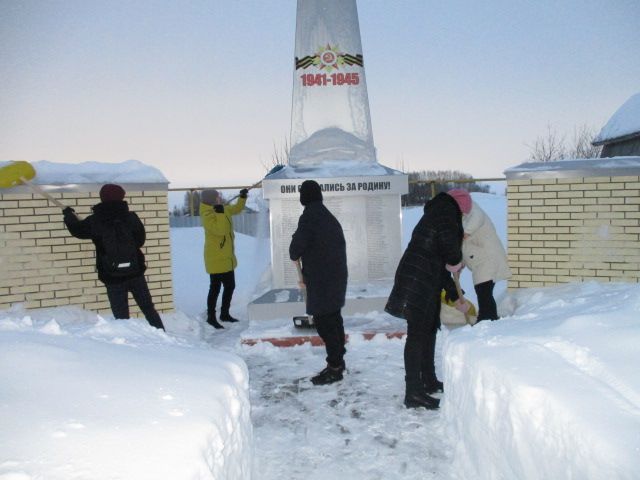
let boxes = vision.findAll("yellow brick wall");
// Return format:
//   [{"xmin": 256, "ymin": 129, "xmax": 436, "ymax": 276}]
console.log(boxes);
[
  {"xmin": 507, "ymin": 176, "xmax": 640, "ymax": 288},
  {"xmin": 0, "ymin": 186, "xmax": 174, "ymax": 316}
]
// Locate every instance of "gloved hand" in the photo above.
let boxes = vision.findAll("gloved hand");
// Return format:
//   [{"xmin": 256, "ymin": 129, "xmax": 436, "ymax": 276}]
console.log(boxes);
[
  {"xmin": 63, "ymin": 207, "xmax": 75, "ymax": 216},
  {"xmin": 213, "ymin": 204, "xmax": 224, "ymax": 214},
  {"xmin": 454, "ymin": 299, "xmax": 470, "ymax": 314},
  {"xmin": 446, "ymin": 262, "xmax": 463, "ymax": 273},
  {"xmin": 239, "ymin": 188, "xmax": 249, "ymax": 198}
]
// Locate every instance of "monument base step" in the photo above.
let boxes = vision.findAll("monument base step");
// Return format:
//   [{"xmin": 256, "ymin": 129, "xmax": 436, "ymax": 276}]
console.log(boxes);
[
  {"xmin": 240, "ymin": 311, "xmax": 407, "ymax": 348},
  {"xmin": 247, "ymin": 288, "xmax": 389, "ymax": 321},
  {"xmin": 241, "ymin": 331, "xmax": 406, "ymax": 347}
]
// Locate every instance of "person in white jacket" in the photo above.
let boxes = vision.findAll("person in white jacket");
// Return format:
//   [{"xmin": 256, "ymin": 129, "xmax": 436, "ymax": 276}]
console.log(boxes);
[{"xmin": 447, "ymin": 189, "xmax": 511, "ymax": 322}]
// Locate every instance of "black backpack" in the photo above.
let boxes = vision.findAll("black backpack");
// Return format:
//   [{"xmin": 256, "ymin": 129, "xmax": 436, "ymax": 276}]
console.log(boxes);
[{"xmin": 97, "ymin": 217, "xmax": 142, "ymax": 277}]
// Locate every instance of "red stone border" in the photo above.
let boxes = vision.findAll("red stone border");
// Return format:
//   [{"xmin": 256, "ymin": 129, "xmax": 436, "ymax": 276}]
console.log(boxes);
[{"xmin": 241, "ymin": 331, "xmax": 406, "ymax": 347}]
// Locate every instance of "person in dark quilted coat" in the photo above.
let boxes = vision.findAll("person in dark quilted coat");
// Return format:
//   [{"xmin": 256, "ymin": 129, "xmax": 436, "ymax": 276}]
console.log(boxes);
[
  {"xmin": 290, "ymin": 180, "xmax": 348, "ymax": 386},
  {"xmin": 63, "ymin": 184, "xmax": 164, "ymax": 331},
  {"xmin": 385, "ymin": 192, "xmax": 468, "ymax": 409}
]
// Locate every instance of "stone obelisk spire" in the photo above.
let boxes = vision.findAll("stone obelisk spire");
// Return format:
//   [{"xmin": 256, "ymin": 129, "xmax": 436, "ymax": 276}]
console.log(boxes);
[{"xmin": 289, "ymin": 0, "xmax": 375, "ymax": 167}]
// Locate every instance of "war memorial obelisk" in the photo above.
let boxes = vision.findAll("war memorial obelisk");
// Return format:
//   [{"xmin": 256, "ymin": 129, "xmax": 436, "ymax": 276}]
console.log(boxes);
[{"xmin": 248, "ymin": 0, "xmax": 408, "ymax": 320}]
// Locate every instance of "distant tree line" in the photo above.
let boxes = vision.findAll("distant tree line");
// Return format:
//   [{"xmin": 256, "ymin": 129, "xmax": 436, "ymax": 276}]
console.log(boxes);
[
  {"xmin": 171, "ymin": 191, "xmax": 202, "ymax": 217},
  {"xmin": 403, "ymin": 170, "xmax": 490, "ymax": 206}
]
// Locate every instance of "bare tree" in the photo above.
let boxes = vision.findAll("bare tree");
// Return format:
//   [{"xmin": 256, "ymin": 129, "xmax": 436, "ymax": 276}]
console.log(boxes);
[
  {"xmin": 527, "ymin": 124, "xmax": 567, "ymax": 162},
  {"xmin": 527, "ymin": 124, "xmax": 602, "ymax": 162},
  {"xmin": 183, "ymin": 190, "xmax": 201, "ymax": 216},
  {"xmin": 570, "ymin": 124, "xmax": 602, "ymax": 159}
]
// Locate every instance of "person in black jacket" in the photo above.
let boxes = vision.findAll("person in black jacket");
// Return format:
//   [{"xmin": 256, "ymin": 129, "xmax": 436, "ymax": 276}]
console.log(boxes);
[
  {"xmin": 62, "ymin": 184, "xmax": 165, "ymax": 331},
  {"xmin": 385, "ymin": 192, "xmax": 468, "ymax": 409},
  {"xmin": 290, "ymin": 180, "xmax": 348, "ymax": 385}
]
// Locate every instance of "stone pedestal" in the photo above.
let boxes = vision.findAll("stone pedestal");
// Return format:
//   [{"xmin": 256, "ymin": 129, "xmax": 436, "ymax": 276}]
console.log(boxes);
[{"xmin": 247, "ymin": 168, "xmax": 407, "ymax": 320}]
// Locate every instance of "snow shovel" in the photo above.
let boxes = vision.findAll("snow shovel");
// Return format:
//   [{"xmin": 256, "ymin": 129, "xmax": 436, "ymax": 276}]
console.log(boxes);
[
  {"xmin": 0, "ymin": 160, "xmax": 36, "ymax": 188},
  {"xmin": 293, "ymin": 259, "xmax": 315, "ymax": 329},
  {"xmin": 226, "ymin": 164, "xmax": 285, "ymax": 203},
  {"xmin": 0, "ymin": 160, "xmax": 80, "ymax": 217},
  {"xmin": 453, "ymin": 270, "xmax": 475, "ymax": 325}
]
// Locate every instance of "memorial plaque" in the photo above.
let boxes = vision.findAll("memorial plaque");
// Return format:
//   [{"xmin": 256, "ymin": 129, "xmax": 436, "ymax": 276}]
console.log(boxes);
[{"xmin": 264, "ymin": 176, "xmax": 407, "ymax": 289}]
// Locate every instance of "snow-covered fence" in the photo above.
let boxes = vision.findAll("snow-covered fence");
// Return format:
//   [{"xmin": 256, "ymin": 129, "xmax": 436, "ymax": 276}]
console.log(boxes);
[
  {"xmin": 0, "ymin": 161, "xmax": 174, "ymax": 315},
  {"xmin": 505, "ymin": 157, "xmax": 640, "ymax": 287}
]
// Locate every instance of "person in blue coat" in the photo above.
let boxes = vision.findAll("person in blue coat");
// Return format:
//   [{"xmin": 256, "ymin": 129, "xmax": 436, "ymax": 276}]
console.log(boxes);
[{"xmin": 290, "ymin": 180, "xmax": 348, "ymax": 385}]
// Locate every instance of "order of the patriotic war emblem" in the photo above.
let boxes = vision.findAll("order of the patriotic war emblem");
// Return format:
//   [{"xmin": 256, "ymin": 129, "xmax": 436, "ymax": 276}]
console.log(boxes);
[{"xmin": 295, "ymin": 44, "xmax": 363, "ymax": 72}]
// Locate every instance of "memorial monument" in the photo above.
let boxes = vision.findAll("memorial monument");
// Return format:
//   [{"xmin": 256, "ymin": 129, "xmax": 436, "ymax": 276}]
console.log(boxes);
[{"xmin": 248, "ymin": 0, "xmax": 408, "ymax": 320}]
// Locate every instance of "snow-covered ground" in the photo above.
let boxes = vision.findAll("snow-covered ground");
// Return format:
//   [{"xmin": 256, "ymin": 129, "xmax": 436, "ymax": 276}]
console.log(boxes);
[{"xmin": 1, "ymin": 193, "xmax": 639, "ymax": 479}]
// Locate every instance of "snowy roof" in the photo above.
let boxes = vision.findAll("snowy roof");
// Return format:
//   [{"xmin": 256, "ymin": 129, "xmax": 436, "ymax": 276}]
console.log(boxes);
[
  {"xmin": 0, "ymin": 159, "xmax": 168, "ymax": 185},
  {"xmin": 504, "ymin": 156, "xmax": 640, "ymax": 179},
  {"xmin": 593, "ymin": 93, "xmax": 640, "ymax": 145}
]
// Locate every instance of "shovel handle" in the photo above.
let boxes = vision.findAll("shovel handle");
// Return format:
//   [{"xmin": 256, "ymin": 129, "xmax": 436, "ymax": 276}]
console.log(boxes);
[
  {"xmin": 294, "ymin": 259, "xmax": 306, "ymax": 301},
  {"xmin": 225, "ymin": 165, "xmax": 285, "ymax": 203},
  {"xmin": 20, "ymin": 177, "xmax": 66, "ymax": 208},
  {"xmin": 20, "ymin": 177, "xmax": 81, "ymax": 219},
  {"xmin": 226, "ymin": 179, "xmax": 262, "ymax": 203},
  {"xmin": 452, "ymin": 271, "xmax": 471, "ymax": 324}
]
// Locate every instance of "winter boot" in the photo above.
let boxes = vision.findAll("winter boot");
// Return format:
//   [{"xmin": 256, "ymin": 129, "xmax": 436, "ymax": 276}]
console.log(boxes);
[
  {"xmin": 207, "ymin": 313, "xmax": 224, "ymax": 329},
  {"xmin": 219, "ymin": 313, "xmax": 239, "ymax": 323},
  {"xmin": 424, "ymin": 378, "xmax": 444, "ymax": 395},
  {"xmin": 404, "ymin": 380, "xmax": 440, "ymax": 410},
  {"xmin": 311, "ymin": 363, "xmax": 345, "ymax": 385}
]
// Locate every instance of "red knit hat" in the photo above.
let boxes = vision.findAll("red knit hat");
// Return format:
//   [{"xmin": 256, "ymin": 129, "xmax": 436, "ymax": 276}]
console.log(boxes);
[
  {"xmin": 99, "ymin": 184, "xmax": 126, "ymax": 203},
  {"xmin": 447, "ymin": 188, "xmax": 472, "ymax": 214}
]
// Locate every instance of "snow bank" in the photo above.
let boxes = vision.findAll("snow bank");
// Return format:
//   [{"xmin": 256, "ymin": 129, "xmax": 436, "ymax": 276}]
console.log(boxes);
[
  {"xmin": 0, "ymin": 306, "xmax": 251, "ymax": 480},
  {"xmin": 442, "ymin": 282, "xmax": 640, "ymax": 480}
]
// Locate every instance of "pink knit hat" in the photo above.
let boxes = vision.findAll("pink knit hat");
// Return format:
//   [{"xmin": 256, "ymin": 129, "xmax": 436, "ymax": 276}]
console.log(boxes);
[{"xmin": 447, "ymin": 188, "xmax": 472, "ymax": 214}]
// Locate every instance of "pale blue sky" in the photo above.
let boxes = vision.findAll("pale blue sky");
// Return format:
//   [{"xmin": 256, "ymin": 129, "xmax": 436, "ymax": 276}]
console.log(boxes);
[{"xmin": 1, "ymin": 0, "xmax": 638, "ymax": 186}]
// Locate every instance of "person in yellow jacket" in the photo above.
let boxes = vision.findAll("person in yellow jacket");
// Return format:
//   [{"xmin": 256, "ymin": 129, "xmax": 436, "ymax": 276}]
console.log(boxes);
[{"xmin": 200, "ymin": 188, "xmax": 248, "ymax": 328}]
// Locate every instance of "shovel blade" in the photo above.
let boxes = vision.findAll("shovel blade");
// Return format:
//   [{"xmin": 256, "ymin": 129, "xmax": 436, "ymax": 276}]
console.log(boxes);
[
  {"xmin": 0, "ymin": 160, "xmax": 36, "ymax": 188},
  {"xmin": 293, "ymin": 315, "xmax": 315, "ymax": 329}
]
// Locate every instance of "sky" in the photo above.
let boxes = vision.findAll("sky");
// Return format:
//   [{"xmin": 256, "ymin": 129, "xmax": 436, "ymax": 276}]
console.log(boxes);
[
  {"xmin": 1, "ymin": 0, "xmax": 639, "ymax": 187},
  {"xmin": 2, "ymin": 193, "xmax": 639, "ymax": 479}
]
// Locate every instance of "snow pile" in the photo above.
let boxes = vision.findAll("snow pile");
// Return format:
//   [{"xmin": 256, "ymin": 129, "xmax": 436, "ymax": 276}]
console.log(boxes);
[
  {"xmin": 443, "ymin": 282, "xmax": 640, "ymax": 480},
  {"xmin": 25, "ymin": 159, "xmax": 168, "ymax": 184},
  {"xmin": 265, "ymin": 160, "xmax": 402, "ymax": 179},
  {"xmin": 0, "ymin": 306, "xmax": 251, "ymax": 480},
  {"xmin": 289, "ymin": 127, "xmax": 377, "ymax": 166},
  {"xmin": 594, "ymin": 92, "xmax": 640, "ymax": 143}
]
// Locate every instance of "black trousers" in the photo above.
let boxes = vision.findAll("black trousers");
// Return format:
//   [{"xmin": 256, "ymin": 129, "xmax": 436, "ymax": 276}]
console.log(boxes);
[
  {"xmin": 314, "ymin": 310, "xmax": 346, "ymax": 369},
  {"xmin": 404, "ymin": 300, "xmax": 440, "ymax": 388},
  {"xmin": 105, "ymin": 275, "xmax": 164, "ymax": 330},
  {"xmin": 207, "ymin": 270, "xmax": 236, "ymax": 317},
  {"xmin": 474, "ymin": 280, "xmax": 498, "ymax": 321}
]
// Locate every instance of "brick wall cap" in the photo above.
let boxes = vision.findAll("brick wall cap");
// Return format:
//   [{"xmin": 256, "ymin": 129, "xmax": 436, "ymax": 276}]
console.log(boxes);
[{"xmin": 505, "ymin": 157, "xmax": 640, "ymax": 180}]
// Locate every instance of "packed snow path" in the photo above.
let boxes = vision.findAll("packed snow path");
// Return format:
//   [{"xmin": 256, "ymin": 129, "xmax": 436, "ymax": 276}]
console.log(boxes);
[{"xmin": 208, "ymin": 327, "xmax": 454, "ymax": 479}]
